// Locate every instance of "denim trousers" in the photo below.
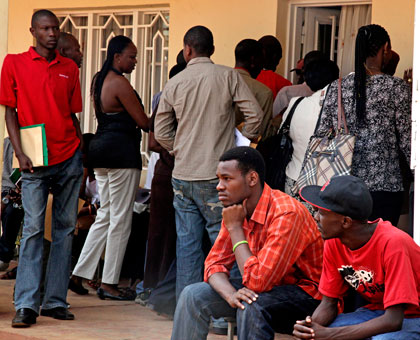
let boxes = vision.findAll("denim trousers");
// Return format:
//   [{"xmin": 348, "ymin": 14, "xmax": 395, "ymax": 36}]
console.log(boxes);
[
  {"xmin": 171, "ymin": 178, "xmax": 223, "ymax": 300},
  {"xmin": 171, "ymin": 280, "xmax": 320, "ymax": 340},
  {"xmin": 330, "ymin": 307, "xmax": 420, "ymax": 339},
  {"xmin": 15, "ymin": 150, "xmax": 83, "ymax": 313}
]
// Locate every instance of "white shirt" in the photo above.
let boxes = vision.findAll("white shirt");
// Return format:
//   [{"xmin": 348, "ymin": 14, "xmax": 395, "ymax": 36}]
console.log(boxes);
[{"xmin": 281, "ymin": 86, "xmax": 328, "ymax": 180}]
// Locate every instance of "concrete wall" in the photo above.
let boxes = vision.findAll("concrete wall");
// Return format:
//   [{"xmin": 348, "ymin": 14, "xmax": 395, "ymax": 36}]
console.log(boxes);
[
  {"xmin": 371, "ymin": 0, "xmax": 415, "ymax": 77},
  {"xmin": 8, "ymin": 0, "xmax": 281, "ymax": 71},
  {"xmin": 7, "ymin": 0, "xmax": 416, "ymax": 80}
]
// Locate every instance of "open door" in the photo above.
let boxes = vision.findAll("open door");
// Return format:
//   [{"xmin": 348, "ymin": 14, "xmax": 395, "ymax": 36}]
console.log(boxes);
[{"xmin": 302, "ymin": 8, "xmax": 340, "ymax": 62}]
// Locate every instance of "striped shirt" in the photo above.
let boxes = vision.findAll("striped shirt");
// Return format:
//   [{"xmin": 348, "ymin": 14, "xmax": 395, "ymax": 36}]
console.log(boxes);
[{"xmin": 204, "ymin": 184, "xmax": 323, "ymax": 298}]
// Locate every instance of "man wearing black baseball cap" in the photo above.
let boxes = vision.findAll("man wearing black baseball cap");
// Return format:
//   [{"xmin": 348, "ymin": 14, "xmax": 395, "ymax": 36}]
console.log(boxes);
[{"xmin": 294, "ymin": 175, "xmax": 420, "ymax": 339}]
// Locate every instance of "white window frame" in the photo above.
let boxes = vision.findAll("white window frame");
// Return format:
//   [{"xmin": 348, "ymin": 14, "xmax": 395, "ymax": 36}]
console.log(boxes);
[{"xmin": 285, "ymin": 0, "xmax": 372, "ymax": 77}]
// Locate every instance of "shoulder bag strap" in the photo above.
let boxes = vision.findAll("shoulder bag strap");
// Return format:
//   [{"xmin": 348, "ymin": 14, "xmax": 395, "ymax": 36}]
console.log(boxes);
[{"xmin": 280, "ymin": 96, "xmax": 305, "ymax": 132}]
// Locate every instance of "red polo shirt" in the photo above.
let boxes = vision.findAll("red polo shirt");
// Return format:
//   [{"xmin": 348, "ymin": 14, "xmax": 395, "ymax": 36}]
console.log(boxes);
[
  {"xmin": 0, "ymin": 47, "xmax": 82, "ymax": 166},
  {"xmin": 257, "ymin": 69, "xmax": 292, "ymax": 98}
]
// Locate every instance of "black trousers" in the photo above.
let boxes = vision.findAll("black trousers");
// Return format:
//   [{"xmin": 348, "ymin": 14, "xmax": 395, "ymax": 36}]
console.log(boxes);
[{"xmin": 0, "ymin": 202, "xmax": 24, "ymax": 263}]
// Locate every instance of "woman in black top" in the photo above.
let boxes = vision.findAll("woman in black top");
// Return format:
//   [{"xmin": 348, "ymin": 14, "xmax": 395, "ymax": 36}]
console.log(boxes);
[{"xmin": 71, "ymin": 35, "xmax": 149, "ymax": 299}]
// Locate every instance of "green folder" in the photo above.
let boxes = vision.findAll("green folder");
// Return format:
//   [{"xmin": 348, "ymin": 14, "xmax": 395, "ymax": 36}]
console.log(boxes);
[{"xmin": 12, "ymin": 123, "xmax": 48, "ymax": 168}]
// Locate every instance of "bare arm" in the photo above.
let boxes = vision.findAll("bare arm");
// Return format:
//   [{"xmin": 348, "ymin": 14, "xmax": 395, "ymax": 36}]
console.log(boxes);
[
  {"xmin": 114, "ymin": 78, "xmax": 149, "ymax": 131},
  {"xmin": 221, "ymin": 200, "xmax": 253, "ymax": 276},
  {"xmin": 148, "ymin": 131, "xmax": 165, "ymax": 153},
  {"xmin": 294, "ymin": 302, "xmax": 405, "ymax": 340},
  {"xmin": 71, "ymin": 113, "xmax": 83, "ymax": 151},
  {"xmin": 311, "ymin": 296, "xmax": 339, "ymax": 326},
  {"xmin": 5, "ymin": 106, "xmax": 33, "ymax": 172}
]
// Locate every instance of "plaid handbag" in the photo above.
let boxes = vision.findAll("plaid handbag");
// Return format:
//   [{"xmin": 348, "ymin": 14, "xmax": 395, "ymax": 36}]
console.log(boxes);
[{"xmin": 292, "ymin": 78, "xmax": 355, "ymax": 194}]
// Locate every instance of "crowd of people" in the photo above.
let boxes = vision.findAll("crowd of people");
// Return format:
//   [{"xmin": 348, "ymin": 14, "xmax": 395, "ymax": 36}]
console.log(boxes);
[{"xmin": 0, "ymin": 7, "xmax": 418, "ymax": 340}]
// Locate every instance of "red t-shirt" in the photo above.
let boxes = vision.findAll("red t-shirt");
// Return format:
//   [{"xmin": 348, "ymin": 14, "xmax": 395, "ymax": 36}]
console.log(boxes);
[
  {"xmin": 320, "ymin": 219, "xmax": 420, "ymax": 318},
  {"xmin": 257, "ymin": 69, "xmax": 292, "ymax": 98},
  {"xmin": 0, "ymin": 47, "xmax": 82, "ymax": 166}
]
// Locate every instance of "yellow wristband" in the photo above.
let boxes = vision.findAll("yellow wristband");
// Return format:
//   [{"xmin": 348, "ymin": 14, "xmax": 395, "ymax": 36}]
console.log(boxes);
[{"xmin": 232, "ymin": 240, "xmax": 248, "ymax": 253}]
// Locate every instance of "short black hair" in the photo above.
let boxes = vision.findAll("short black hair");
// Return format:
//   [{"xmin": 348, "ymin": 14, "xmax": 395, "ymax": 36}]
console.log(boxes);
[
  {"xmin": 219, "ymin": 147, "xmax": 265, "ymax": 185},
  {"xmin": 176, "ymin": 49, "xmax": 186, "ymax": 65},
  {"xmin": 169, "ymin": 63, "xmax": 186, "ymax": 79},
  {"xmin": 304, "ymin": 59, "xmax": 339, "ymax": 92},
  {"xmin": 31, "ymin": 9, "xmax": 57, "ymax": 27},
  {"xmin": 234, "ymin": 39, "xmax": 263, "ymax": 63},
  {"xmin": 57, "ymin": 32, "xmax": 76, "ymax": 50},
  {"xmin": 183, "ymin": 26, "xmax": 214, "ymax": 56},
  {"xmin": 303, "ymin": 50, "xmax": 326, "ymax": 69},
  {"xmin": 258, "ymin": 35, "xmax": 282, "ymax": 68}
]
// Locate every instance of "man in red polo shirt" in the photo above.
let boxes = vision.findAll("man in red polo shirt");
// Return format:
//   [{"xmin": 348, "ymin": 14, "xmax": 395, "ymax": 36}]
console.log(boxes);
[
  {"xmin": 171, "ymin": 147, "xmax": 323, "ymax": 340},
  {"xmin": 257, "ymin": 35, "xmax": 292, "ymax": 98},
  {"xmin": 0, "ymin": 9, "xmax": 83, "ymax": 327}
]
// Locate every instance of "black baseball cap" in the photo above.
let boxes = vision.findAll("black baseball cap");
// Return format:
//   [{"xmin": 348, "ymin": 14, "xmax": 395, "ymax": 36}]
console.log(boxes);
[{"xmin": 299, "ymin": 175, "xmax": 373, "ymax": 221}]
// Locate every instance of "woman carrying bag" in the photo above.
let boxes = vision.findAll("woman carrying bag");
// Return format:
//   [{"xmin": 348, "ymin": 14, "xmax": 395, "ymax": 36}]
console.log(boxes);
[{"xmin": 307, "ymin": 24, "xmax": 411, "ymax": 225}]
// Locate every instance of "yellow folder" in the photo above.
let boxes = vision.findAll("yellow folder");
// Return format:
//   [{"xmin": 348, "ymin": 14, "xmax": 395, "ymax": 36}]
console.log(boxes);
[{"xmin": 12, "ymin": 124, "xmax": 48, "ymax": 168}]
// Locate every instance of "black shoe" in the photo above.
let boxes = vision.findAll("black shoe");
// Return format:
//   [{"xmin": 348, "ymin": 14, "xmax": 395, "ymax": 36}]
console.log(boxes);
[
  {"xmin": 68, "ymin": 278, "xmax": 89, "ymax": 295},
  {"xmin": 12, "ymin": 308, "xmax": 38, "ymax": 328},
  {"xmin": 40, "ymin": 307, "xmax": 74, "ymax": 320},
  {"xmin": 97, "ymin": 287, "xmax": 135, "ymax": 301}
]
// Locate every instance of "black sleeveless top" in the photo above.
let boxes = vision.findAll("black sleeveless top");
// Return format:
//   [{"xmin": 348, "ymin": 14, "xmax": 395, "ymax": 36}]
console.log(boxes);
[{"xmin": 88, "ymin": 91, "xmax": 143, "ymax": 170}]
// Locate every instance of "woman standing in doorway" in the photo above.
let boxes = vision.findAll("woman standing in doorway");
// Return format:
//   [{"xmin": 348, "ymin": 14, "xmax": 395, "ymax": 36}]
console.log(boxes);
[
  {"xmin": 71, "ymin": 35, "xmax": 149, "ymax": 299},
  {"xmin": 313, "ymin": 24, "xmax": 411, "ymax": 225}
]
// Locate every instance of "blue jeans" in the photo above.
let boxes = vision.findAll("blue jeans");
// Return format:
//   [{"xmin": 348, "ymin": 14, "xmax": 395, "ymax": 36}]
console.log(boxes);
[
  {"xmin": 171, "ymin": 178, "xmax": 223, "ymax": 300},
  {"xmin": 171, "ymin": 280, "xmax": 320, "ymax": 340},
  {"xmin": 330, "ymin": 307, "xmax": 420, "ymax": 339},
  {"xmin": 15, "ymin": 150, "xmax": 83, "ymax": 313}
]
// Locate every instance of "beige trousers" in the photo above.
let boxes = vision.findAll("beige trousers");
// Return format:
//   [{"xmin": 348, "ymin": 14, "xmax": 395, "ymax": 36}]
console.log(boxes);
[{"xmin": 73, "ymin": 168, "xmax": 141, "ymax": 284}]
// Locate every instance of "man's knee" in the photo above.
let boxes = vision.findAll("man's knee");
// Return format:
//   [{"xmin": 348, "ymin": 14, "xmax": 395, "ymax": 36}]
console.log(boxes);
[{"xmin": 178, "ymin": 282, "xmax": 210, "ymax": 308}]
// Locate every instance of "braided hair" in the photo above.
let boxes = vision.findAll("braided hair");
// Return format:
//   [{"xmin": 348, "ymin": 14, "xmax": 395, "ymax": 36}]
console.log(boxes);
[
  {"xmin": 91, "ymin": 35, "xmax": 133, "ymax": 114},
  {"xmin": 354, "ymin": 24, "xmax": 390, "ymax": 122}
]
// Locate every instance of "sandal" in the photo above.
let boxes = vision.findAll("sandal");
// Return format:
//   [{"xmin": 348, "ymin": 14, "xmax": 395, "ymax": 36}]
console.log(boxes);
[{"xmin": 87, "ymin": 279, "xmax": 101, "ymax": 290}]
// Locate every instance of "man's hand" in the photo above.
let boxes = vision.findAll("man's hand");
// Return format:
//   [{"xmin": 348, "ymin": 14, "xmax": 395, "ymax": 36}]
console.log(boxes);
[
  {"xmin": 227, "ymin": 287, "xmax": 258, "ymax": 310},
  {"xmin": 293, "ymin": 316, "xmax": 332, "ymax": 340},
  {"xmin": 222, "ymin": 199, "xmax": 247, "ymax": 233},
  {"xmin": 16, "ymin": 153, "xmax": 33, "ymax": 173}
]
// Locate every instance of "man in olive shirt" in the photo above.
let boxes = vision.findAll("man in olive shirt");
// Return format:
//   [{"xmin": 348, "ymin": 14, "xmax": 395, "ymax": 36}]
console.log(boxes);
[
  {"xmin": 234, "ymin": 39, "xmax": 274, "ymax": 141},
  {"xmin": 155, "ymin": 25, "xmax": 262, "ymax": 300}
]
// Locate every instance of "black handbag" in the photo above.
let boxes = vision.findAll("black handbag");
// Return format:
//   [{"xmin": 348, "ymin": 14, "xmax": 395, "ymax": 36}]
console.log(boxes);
[{"xmin": 257, "ymin": 96, "xmax": 304, "ymax": 191}]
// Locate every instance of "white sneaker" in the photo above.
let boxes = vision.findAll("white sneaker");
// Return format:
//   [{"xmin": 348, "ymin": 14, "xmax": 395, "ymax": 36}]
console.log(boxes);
[{"xmin": 0, "ymin": 261, "xmax": 9, "ymax": 271}]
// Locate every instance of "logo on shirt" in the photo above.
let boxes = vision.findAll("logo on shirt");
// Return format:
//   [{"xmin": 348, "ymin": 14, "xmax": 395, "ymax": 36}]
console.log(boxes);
[
  {"xmin": 59, "ymin": 74, "xmax": 69, "ymax": 79},
  {"xmin": 338, "ymin": 265, "xmax": 373, "ymax": 290}
]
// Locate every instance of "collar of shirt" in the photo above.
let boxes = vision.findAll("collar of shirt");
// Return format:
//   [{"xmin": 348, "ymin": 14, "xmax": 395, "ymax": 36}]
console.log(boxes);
[
  {"xmin": 235, "ymin": 67, "xmax": 253, "ymax": 79},
  {"xmin": 248, "ymin": 183, "xmax": 271, "ymax": 226},
  {"xmin": 28, "ymin": 46, "xmax": 62, "ymax": 65},
  {"xmin": 186, "ymin": 56, "xmax": 214, "ymax": 67}
]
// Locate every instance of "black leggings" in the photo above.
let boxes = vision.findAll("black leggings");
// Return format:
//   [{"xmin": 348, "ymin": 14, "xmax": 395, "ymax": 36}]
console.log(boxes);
[{"xmin": 369, "ymin": 191, "xmax": 404, "ymax": 226}]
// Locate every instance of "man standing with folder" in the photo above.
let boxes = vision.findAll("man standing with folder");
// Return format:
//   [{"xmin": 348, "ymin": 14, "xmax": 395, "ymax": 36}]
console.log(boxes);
[{"xmin": 0, "ymin": 9, "xmax": 83, "ymax": 327}]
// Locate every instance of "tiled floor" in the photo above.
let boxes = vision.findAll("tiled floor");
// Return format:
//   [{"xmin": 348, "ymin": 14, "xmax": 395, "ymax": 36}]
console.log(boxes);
[{"xmin": 0, "ymin": 270, "xmax": 292, "ymax": 340}]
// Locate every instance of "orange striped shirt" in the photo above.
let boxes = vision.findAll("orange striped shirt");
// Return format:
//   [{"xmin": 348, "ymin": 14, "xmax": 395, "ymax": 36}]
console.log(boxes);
[{"xmin": 204, "ymin": 184, "xmax": 323, "ymax": 299}]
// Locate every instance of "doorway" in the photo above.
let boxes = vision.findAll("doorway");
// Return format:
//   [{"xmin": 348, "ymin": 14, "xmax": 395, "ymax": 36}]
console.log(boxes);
[{"xmin": 287, "ymin": 2, "xmax": 371, "ymax": 83}]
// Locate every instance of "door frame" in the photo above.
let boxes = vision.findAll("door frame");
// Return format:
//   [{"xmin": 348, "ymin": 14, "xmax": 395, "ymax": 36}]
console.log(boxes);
[{"xmin": 285, "ymin": 0, "xmax": 372, "ymax": 78}]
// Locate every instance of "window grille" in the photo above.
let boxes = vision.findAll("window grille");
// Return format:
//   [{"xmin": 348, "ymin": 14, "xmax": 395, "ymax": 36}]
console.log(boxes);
[{"xmin": 57, "ymin": 8, "xmax": 170, "ymax": 166}]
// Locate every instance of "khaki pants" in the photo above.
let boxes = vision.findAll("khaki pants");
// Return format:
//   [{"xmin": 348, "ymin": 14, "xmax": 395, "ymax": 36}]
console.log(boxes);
[{"xmin": 73, "ymin": 168, "xmax": 140, "ymax": 284}]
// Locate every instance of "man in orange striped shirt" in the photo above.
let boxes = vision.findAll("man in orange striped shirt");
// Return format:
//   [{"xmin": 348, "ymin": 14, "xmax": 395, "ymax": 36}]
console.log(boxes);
[{"xmin": 171, "ymin": 147, "xmax": 323, "ymax": 340}]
